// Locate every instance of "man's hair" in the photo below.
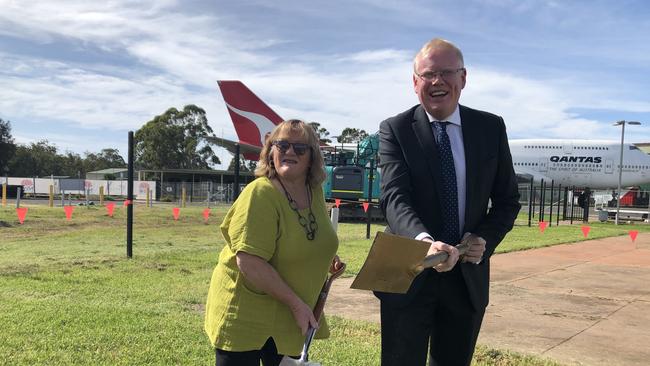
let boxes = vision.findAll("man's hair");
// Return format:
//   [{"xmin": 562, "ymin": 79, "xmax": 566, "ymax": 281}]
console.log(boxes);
[
  {"xmin": 414, "ymin": 38, "xmax": 464, "ymax": 72},
  {"xmin": 255, "ymin": 119, "xmax": 326, "ymax": 186}
]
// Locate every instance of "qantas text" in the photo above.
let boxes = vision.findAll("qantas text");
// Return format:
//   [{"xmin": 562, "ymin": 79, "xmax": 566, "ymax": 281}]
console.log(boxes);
[{"xmin": 549, "ymin": 156, "xmax": 602, "ymax": 163}]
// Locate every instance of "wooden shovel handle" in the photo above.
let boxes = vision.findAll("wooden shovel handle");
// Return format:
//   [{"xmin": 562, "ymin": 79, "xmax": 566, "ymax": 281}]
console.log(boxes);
[
  {"xmin": 421, "ymin": 251, "xmax": 449, "ymax": 268},
  {"xmin": 313, "ymin": 264, "xmax": 345, "ymax": 321},
  {"xmin": 420, "ymin": 241, "xmax": 472, "ymax": 269}
]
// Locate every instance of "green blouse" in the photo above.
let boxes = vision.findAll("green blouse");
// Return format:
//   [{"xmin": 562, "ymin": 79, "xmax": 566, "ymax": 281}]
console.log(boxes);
[{"xmin": 204, "ymin": 177, "xmax": 339, "ymax": 355}]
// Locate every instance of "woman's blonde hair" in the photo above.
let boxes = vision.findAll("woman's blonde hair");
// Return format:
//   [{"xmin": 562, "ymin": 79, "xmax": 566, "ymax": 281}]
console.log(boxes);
[{"xmin": 254, "ymin": 119, "xmax": 326, "ymax": 186}]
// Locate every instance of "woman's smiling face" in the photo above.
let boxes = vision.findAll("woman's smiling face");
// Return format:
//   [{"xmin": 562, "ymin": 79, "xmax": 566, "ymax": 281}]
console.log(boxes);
[{"xmin": 271, "ymin": 131, "xmax": 312, "ymax": 182}]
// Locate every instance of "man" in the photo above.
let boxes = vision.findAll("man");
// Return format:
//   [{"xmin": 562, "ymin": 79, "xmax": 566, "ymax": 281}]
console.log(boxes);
[{"xmin": 377, "ymin": 38, "xmax": 521, "ymax": 366}]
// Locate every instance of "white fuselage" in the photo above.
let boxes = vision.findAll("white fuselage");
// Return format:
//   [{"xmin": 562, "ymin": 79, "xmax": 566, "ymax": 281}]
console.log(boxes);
[{"xmin": 510, "ymin": 139, "xmax": 650, "ymax": 188}]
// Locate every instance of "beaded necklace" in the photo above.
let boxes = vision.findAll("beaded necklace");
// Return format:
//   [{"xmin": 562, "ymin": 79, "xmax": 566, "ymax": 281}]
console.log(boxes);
[{"xmin": 276, "ymin": 177, "xmax": 317, "ymax": 241}]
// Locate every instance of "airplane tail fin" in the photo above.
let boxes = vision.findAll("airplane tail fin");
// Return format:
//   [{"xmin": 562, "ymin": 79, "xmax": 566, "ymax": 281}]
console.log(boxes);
[{"xmin": 217, "ymin": 81, "xmax": 284, "ymax": 151}]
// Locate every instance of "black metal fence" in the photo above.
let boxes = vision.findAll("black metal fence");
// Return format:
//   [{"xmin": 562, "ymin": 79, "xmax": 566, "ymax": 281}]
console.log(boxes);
[
  {"xmin": 159, "ymin": 181, "xmax": 248, "ymax": 204},
  {"xmin": 518, "ymin": 180, "xmax": 650, "ymax": 225}
]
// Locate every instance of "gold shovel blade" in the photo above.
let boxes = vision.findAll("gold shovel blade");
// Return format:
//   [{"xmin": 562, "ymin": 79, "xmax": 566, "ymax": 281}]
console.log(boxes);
[{"xmin": 350, "ymin": 232, "xmax": 431, "ymax": 294}]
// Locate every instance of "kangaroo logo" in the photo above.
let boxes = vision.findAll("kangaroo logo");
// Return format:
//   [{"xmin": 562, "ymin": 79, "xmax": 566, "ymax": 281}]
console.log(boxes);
[{"xmin": 225, "ymin": 102, "xmax": 277, "ymax": 147}]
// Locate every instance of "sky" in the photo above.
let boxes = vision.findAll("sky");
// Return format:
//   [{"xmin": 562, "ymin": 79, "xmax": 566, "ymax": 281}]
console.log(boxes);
[{"xmin": 1, "ymin": 0, "xmax": 649, "ymax": 169}]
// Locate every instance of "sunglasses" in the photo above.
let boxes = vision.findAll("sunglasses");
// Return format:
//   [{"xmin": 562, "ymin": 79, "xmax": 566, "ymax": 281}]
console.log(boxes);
[{"xmin": 272, "ymin": 140, "xmax": 310, "ymax": 156}]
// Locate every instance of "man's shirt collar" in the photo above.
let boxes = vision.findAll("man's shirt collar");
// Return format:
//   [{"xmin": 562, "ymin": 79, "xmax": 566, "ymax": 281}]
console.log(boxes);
[{"xmin": 424, "ymin": 105, "xmax": 461, "ymax": 127}]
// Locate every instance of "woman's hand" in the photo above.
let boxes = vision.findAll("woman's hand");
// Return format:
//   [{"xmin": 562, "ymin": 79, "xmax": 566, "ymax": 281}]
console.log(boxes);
[
  {"xmin": 288, "ymin": 299, "xmax": 319, "ymax": 335},
  {"xmin": 329, "ymin": 255, "xmax": 346, "ymax": 275}
]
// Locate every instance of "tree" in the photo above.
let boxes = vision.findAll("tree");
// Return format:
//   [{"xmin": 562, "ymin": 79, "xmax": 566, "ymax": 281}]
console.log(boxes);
[
  {"xmin": 0, "ymin": 118, "xmax": 16, "ymax": 175},
  {"xmin": 337, "ymin": 128, "xmax": 369, "ymax": 143},
  {"xmin": 308, "ymin": 122, "xmax": 332, "ymax": 144},
  {"xmin": 227, "ymin": 155, "xmax": 250, "ymax": 172},
  {"xmin": 60, "ymin": 151, "xmax": 84, "ymax": 178},
  {"xmin": 135, "ymin": 105, "xmax": 220, "ymax": 170},
  {"xmin": 84, "ymin": 148, "xmax": 126, "ymax": 172},
  {"xmin": 247, "ymin": 159, "xmax": 257, "ymax": 172},
  {"xmin": 8, "ymin": 140, "xmax": 62, "ymax": 177}
]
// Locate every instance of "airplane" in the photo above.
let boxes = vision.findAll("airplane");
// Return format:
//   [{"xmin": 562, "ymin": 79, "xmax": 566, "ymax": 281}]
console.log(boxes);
[
  {"xmin": 205, "ymin": 80, "xmax": 283, "ymax": 161},
  {"xmin": 211, "ymin": 80, "xmax": 650, "ymax": 191},
  {"xmin": 509, "ymin": 139, "xmax": 650, "ymax": 189}
]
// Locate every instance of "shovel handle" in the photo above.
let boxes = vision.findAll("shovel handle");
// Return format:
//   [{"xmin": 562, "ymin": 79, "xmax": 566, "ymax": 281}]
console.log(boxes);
[
  {"xmin": 312, "ymin": 264, "xmax": 345, "ymax": 321},
  {"xmin": 420, "ymin": 241, "xmax": 472, "ymax": 269},
  {"xmin": 421, "ymin": 251, "xmax": 449, "ymax": 269},
  {"xmin": 297, "ymin": 264, "xmax": 345, "ymax": 363}
]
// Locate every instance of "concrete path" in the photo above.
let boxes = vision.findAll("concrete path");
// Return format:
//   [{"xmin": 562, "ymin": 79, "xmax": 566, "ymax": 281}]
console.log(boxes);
[{"xmin": 325, "ymin": 231, "xmax": 650, "ymax": 366}]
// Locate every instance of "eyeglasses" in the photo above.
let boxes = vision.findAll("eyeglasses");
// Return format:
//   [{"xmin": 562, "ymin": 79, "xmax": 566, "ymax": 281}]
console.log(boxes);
[
  {"xmin": 272, "ymin": 140, "xmax": 310, "ymax": 156},
  {"xmin": 415, "ymin": 68, "xmax": 465, "ymax": 82}
]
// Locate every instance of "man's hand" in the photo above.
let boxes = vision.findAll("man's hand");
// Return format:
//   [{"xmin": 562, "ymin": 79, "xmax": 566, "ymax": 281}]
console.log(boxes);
[
  {"xmin": 461, "ymin": 233, "xmax": 486, "ymax": 264},
  {"xmin": 422, "ymin": 237, "xmax": 459, "ymax": 272}
]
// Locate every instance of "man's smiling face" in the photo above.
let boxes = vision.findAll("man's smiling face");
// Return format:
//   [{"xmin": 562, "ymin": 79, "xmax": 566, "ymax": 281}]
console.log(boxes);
[{"xmin": 413, "ymin": 45, "xmax": 466, "ymax": 121}]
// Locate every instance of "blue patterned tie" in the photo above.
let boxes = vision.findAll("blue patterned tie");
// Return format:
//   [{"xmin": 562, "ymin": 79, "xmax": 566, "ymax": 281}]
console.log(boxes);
[{"xmin": 432, "ymin": 121, "xmax": 459, "ymax": 244}]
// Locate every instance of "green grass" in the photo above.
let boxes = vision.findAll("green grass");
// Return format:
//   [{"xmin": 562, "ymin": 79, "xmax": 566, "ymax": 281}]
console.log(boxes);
[
  {"xmin": 334, "ymin": 218, "xmax": 650, "ymax": 276},
  {"xmin": 1, "ymin": 203, "xmax": 645, "ymax": 365}
]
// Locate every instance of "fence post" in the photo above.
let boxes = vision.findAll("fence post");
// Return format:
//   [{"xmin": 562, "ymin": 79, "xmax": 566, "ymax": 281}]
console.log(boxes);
[
  {"xmin": 330, "ymin": 207, "xmax": 339, "ymax": 233},
  {"xmin": 556, "ymin": 184, "xmax": 561, "ymax": 226},
  {"xmin": 527, "ymin": 178, "xmax": 533, "ymax": 227},
  {"xmin": 146, "ymin": 187, "xmax": 150, "ymax": 208},
  {"xmin": 182, "ymin": 187, "xmax": 187, "ymax": 208},
  {"xmin": 2, "ymin": 182, "xmax": 6, "ymax": 207},
  {"xmin": 49, "ymin": 185, "xmax": 54, "ymax": 207},
  {"xmin": 646, "ymin": 190, "xmax": 650, "ymax": 222},
  {"xmin": 570, "ymin": 187, "xmax": 575, "ymax": 225},
  {"xmin": 99, "ymin": 186, "xmax": 104, "ymax": 206},
  {"xmin": 563, "ymin": 187, "xmax": 568, "ymax": 220},
  {"xmin": 549, "ymin": 180, "xmax": 554, "ymax": 225},
  {"xmin": 539, "ymin": 179, "xmax": 545, "ymax": 223},
  {"xmin": 16, "ymin": 187, "xmax": 21, "ymax": 208}
]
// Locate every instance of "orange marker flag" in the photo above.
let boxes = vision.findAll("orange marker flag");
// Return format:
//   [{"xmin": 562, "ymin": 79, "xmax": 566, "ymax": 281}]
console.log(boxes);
[
  {"xmin": 203, "ymin": 208, "xmax": 211, "ymax": 223},
  {"xmin": 172, "ymin": 207, "xmax": 180, "ymax": 221},
  {"xmin": 16, "ymin": 207, "xmax": 28, "ymax": 224},
  {"xmin": 64, "ymin": 205, "xmax": 75, "ymax": 221},
  {"xmin": 538, "ymin": 221, "xmax": 548, "ymax": 233},
  {"xmin": 106, "ymin": 202, "xmax": 116, "ymax": 217},
  {"xmin": 581, "ymin": 225, "xmax": 590, "ymax": 238},
  {"xmin": 362, "ymin": 202, "xmax": 369, "ymax": 212},
  {"xmin": 629, "ymin": 230, "xmax": 639, "ymax": 242},
  {"xmin": 123, "ymin": 199, "xmax": 132, "ymax": 207},
  {"xmin": 335, "ymin": 199, "xmax": 341, "ymax": 208}
]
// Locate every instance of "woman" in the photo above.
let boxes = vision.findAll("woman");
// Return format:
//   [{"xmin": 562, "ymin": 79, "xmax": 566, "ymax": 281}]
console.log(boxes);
[{"xmin": 205, "ymin": 119, "xmax": 344, "ymax": 366}]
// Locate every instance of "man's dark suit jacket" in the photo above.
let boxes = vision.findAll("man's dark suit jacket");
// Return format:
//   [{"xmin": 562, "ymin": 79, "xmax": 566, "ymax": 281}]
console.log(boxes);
[{"xmin": 376, "ymin": 104, "xmax": 521, "ymax": 310}]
